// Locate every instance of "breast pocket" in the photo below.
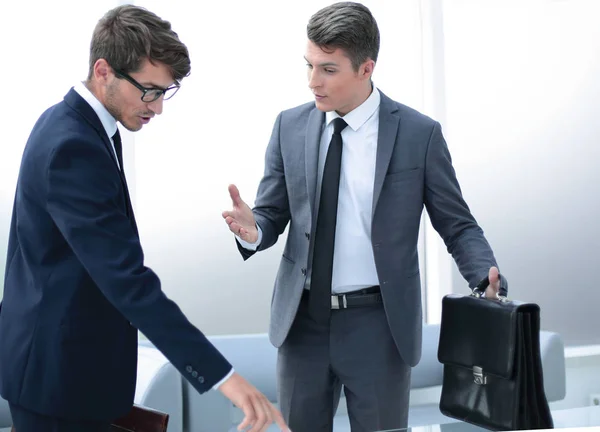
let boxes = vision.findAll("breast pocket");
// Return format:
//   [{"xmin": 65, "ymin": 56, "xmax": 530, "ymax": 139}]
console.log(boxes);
[
  {"xmin": 380, "ymin": 167, "xmax": 424, "ymax": 216},
  {"xmin": 385, "ymin": 167, "xmax": 422, "ymax": 184},
  {"xmin": 281, "ymin": 254, "xmax": 295, "ymax": 265}
]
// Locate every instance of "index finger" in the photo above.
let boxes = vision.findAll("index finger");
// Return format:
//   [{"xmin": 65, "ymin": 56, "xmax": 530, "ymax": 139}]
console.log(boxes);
[{"xmin": 271, "ymin": 406, "xmax": 289, "ymax": 431}]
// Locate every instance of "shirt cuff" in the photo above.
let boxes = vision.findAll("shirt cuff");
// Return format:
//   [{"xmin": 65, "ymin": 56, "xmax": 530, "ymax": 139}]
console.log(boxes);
[
  {"xmin": 212, "ymin": 367, "xmax": 235, "ymax": 390},
  {"xmin": 235, "ymin": 224, "xmax": 262, "ymax": 251}
]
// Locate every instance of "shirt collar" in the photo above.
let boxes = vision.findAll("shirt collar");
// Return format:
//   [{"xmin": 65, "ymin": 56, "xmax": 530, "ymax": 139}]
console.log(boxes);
[
  {"xmin": 325, "ymin": 85, "xmax": 381, "ymax": 132},
  {"xmin": 73, "ymin": 81, "xmax": 118, "ymax": 139}
]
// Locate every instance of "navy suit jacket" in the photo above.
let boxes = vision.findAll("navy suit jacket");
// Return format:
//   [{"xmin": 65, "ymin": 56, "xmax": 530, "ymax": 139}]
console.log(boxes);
[{"xmin": 0, "ymin": 89, "xmax": 231, "ymax": 421}]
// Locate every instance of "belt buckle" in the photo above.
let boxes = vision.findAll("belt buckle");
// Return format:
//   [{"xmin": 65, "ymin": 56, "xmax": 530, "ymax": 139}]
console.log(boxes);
[{"xmin": 331, "ymin": 294, "xmax": 348, "ymax": 309}]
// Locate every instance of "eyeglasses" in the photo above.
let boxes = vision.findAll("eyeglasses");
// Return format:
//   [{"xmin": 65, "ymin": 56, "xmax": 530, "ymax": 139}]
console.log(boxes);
[{"xmin": 113, "ymin": 68, "xmax": 180, "ymax": 102}]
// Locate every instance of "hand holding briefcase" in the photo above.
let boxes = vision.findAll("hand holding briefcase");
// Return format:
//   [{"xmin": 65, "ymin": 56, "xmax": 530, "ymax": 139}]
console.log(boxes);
[{"xmin": 437, "ymin": 277, "xmax": 554, "ymax": 431}]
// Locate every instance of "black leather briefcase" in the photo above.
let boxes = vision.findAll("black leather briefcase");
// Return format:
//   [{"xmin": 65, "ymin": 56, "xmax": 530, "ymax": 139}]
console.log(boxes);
[{"xmin": 437, "ymin": 279, "xmax": 554, "ymax": 431}]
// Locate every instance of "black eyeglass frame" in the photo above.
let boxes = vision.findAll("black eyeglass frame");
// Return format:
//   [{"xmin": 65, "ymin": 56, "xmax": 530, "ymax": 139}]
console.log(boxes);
[{"xmin": 113, "ymin": 68, "xmax": 180, "ymax": 102}]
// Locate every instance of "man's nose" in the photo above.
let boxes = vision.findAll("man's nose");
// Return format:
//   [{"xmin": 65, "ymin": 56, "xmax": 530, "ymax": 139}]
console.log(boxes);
[
  {"xmin": 308, "ymin": 69, "xmax": 321, "ymax": 90},
  {"xmin": 147, "ymin": 97, "xmax": 164, "ymax": 115}
]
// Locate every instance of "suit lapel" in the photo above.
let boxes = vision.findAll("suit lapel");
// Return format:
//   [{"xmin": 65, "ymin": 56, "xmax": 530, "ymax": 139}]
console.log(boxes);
[
  {"xmin": 64, "ymin": 89, "xmax": 138, "ymax": 234},
  {"xmin": 64, "ymin": 89, "xmax": 120, "ymax": 172},
  {"xmin": 305, "ymin": 107, "xmax": 325, "ymax": 222},
  {"xmin": 372, "ymin": 91, "xmax": 401, "ymax": 216}
]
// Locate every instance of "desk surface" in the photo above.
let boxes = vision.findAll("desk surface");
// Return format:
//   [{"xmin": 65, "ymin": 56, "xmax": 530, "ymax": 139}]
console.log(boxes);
[
  {"xmin": 376, "ymin": 405, "xmax": 600, "ymax": 431},
  {"xmin": 1, "ymin": 406, "xmax": 598, "ymax": 432}
]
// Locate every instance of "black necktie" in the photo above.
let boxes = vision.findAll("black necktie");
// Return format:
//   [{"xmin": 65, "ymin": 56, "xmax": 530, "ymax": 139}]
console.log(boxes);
[
  {"xmin": 111, "ymin": 129, "xmax": 138, "ymax": 235},
  {"xmin": 112, "ymin": 130, "xmax": 124, "ymax": 173},
  {"xmin": 309, "ymin": 117, "xmax": 348, "ymax": 323}
]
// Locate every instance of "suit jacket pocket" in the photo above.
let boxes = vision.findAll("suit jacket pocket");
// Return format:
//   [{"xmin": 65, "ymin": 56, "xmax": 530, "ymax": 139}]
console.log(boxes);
[
  {"xmin": 60, "ymin": 314, "xmax": 122, "ymax": 343},
  {"xmin": 281, "ymin": 254, "xmax": 295, "ymax": 264},
  {"xmin": 385, "ymin": 167, "xmax": 422, "ymax": 184}
]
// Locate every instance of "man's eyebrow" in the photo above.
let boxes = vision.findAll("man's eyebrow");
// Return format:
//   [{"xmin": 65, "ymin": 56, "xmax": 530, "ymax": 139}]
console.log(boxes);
[{"xmin": 304, "ymin": 56, "xmax": 338, "ymax": 67}]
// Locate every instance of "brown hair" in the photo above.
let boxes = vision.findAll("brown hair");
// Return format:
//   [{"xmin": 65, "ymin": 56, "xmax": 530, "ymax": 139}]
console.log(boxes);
[{"xmin": 88, "ymin": 5, "xmax": 190, "ymax": 82}]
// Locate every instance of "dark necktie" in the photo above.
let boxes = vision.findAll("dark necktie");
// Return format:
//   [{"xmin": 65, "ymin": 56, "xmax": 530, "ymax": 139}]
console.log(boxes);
[
  {"xmin": 112, "ymin": 130, "xmax": 124, "ymax": 173},
  {"xmin": 111, "ymin": 129, "xmax": 138, "ymax": 235},
  {"xmin": 309, "ymin": 117, "xmax": 348, "ymax": 323}
]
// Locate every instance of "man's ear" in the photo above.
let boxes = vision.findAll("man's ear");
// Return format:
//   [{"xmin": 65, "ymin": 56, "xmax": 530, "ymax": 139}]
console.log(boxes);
[
  {"xmin": 361, "ymin": 59, "xmax": 375, "ymax": 81},
  {"xmin": 93, "ymin": 58, "xmax": 112, "ymax": 85}
]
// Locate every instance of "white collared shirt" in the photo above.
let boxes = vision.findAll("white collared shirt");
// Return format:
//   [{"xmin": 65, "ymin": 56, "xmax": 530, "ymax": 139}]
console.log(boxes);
[
  {"xmin": 315, "ymin": 87, "xmax": 380, "ymax": 294},
  {"xmin": 73, "ymin": 82, "xmax": 121, "ymax": 170},
  {"xmin": 239, "ymin": 87, "xmax": 381, "ymax": 294}
]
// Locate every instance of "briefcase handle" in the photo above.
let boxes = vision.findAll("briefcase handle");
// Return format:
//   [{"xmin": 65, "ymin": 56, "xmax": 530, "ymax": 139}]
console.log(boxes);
[{"xmin": 471, "ymin": 275, "xmax": 509, "ymax": 301}]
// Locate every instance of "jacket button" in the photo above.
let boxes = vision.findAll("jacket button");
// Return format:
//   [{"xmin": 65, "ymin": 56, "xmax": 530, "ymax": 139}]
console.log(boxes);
[
  {"xmin": 198, "ymin": 376, "xmax": 205, "ymax": 384},
  {"xmin": 192, "ymin": 371, "xmax": 198, "ymax": 378},
  {"xmin": 185, "ymin": 365, "xmax": 193, "ymax": 373},
  {"xmin": 301, "ymin": 268, "xmax": 307, "ymax": 275}
]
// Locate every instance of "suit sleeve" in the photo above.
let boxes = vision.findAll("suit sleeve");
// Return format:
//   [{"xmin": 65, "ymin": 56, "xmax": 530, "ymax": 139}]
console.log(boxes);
[
  {"xmin": 237, "ymin": 112, "xmax": 291, "ymax": 260},
  {"xmin": 423, "ymin": 122, "xmax": 508, "ymax": 292},
  {"xmin": 45, "ymin": 138, "xmax": 232, "ymax": 393}
]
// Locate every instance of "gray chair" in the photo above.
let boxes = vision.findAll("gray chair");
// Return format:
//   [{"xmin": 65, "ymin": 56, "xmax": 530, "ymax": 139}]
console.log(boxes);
[
  {"xmin": 181, "ymin": 324, "xmax": 566, "ymax": 431},
  {"xmin": 0, "ymin": 397, "xmax": 10, "ymax": 429},
  {"xmin": 0, "ymin": 324, "xmax": 566, "ymax": 432}
]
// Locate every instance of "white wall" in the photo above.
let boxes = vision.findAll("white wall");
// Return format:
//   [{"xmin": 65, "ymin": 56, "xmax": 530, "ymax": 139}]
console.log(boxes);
[
  {"xmin": 129, "ymin": 0, "xmax": 428, "ymax": 335},
  {"xmin": 0, "ymin": 2, "xmax": 427, "ymax": 332},
  {"xmin": 432, "ymin": 0, "xmax": 600, "ymax": 346},
  {"xmin": 0, "ymin": 0, "xmax": 118, "ymax": 294}
]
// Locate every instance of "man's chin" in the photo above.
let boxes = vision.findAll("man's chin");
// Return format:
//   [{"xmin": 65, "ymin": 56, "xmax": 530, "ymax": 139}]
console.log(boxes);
[
  {"xmin": 120, "ymin": 121, "xmax": 142, "ymax": 132},
  {"xmin": 314, "ymin": 99, "xmax": 334, "ymax": 113}
]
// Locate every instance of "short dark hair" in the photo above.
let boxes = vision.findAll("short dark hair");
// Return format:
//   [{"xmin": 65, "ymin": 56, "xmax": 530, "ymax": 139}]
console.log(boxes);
[
  {"xmin": 307, "ymin": 2, "xmax": 380, "ymax": 71},
  {"xmin": 88, "ymin": 5, "xmax": 190, "ymax": 82}
]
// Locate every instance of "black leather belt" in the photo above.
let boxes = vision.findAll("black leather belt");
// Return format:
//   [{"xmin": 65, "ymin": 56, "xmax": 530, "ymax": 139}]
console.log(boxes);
[{"xmin": 302, "ymin": 285, "xmax": 382, "ymax": 309}]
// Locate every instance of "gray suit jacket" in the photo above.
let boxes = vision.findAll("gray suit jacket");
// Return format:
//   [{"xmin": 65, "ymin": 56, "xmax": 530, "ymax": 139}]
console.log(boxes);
[{"xmin": 238, "ymin": 90, "xmax": 504, "ymax": 367}]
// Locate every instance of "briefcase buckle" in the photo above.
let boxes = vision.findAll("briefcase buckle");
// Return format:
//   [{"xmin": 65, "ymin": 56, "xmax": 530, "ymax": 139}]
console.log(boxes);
[
  {"xmin": 470, "ymin": 289, "xmax": 509, "ymax": 302},
  {"xmin": 473, "ymin": 366, "xmax": 487, "ymax": 385}
]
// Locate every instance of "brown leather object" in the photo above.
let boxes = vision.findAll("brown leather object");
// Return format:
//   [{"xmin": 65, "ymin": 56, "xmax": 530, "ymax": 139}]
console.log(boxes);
[
  {"xmin": 110, "ymin": 404, "xmax": 169, "ymax": 432},
  {"xmin": 11, "ymin": 404, "xmax": 169, "ymax": 432}
]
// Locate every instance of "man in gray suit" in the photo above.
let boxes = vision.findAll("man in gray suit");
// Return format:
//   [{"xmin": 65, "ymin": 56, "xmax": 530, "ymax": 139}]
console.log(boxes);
[{"xmin": 223, "ymin": 2, "xmax": 507, "ymax": 431}]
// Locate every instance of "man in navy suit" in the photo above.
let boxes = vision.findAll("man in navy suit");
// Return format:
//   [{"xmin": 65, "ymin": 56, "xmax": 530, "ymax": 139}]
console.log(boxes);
[{"xmin": 0, "ymin": 5, "xmax": 287, "ymax": 432}]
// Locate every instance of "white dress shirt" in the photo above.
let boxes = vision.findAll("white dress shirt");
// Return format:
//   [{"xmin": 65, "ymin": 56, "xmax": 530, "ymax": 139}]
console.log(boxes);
[
  {"xmin": 73, "ymin": 82, "xmax": 234, "ymax": 389},
  {"xmin": 239, "ymin": 87, "xmax": 382, "ymax": 295}
]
